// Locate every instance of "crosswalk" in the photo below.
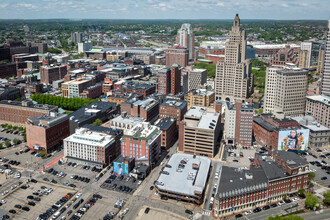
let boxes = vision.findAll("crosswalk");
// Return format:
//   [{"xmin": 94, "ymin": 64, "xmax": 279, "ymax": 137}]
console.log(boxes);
[{"xmin": 202, "ymin": 210, "xmax": 211, "ymax": 216}]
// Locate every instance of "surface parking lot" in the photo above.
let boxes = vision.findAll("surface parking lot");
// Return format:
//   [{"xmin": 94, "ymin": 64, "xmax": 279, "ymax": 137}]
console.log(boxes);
[
  {"xmin": 0, "ymin": 180, "xmax": 76, "ymax": 219},
  {"xmin": 224, "ymin": 146, "xmax": 257, "ymax": 167},
  {"xmin": 100, "ymin": 174, "xmax": 139, "ymax": 195}
]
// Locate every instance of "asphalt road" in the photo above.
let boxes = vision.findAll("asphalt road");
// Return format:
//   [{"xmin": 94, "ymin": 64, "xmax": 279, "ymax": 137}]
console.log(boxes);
[{"xmin": 298, "ymin": 209, "xmax": 330, "ymax": 220}]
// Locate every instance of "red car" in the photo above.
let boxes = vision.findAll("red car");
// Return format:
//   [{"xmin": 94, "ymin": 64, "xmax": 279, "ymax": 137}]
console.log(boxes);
[{"xmin": 312, "ymin": 155, "xmax": 317, "ymax": 159}]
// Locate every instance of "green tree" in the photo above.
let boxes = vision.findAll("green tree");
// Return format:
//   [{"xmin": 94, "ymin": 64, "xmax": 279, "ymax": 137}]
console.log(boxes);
[
  {"xmin": 5, "ymin": 140, "xmax": 11, "ymax": 147},
  {"xmin": 324, "ymin": 191, "xmax": 330, "ymax": 206},
  {"xmin": 47, "ymin": 48, "xmax": 62, "ymax": 54},
  {"xmin": 18, "ymin": 127, "xmax": 24, "ymax": 132},
  {"xmin": 23, "ymin": 134, "xmax": 26, "ymax": 142},
  {"xmin": 0, "ymin": 143, "xmax": 2, "ymax": 148},
  {"xmin": 193, "ymin": 62, "xmax": 216, "ymax": 77},
  {"xmin": 1, "ymin": 124, "xmax": 7, "ymax": 128},
  {"xmin": 267, "ymin": 215, "xmax": 303, "ymax": 220},
  {"xmin": 13, "ymin": 138, "xmax": 19, "ymax": 145},
  {"xmin": 92, "ymin": 119, "xmax": 102, "ymax": 126},
  {"xmin": 305, "ymin": 193, "xmax": 319, "ymax": 209},
  {"xmin": 298, "ymin": 188, "xmax": 305, "ymax": 196},
  {"xmin": 308, "ymin": 172, "xmax": 315, "ymax": 184},
  {"xmin": 283, "ymin": 194, "xmax": 287, "ymax": 201},
  {"xmin": 13, "ymin": 126, "xmax": 18, "ymax": 130},
  {"xmin": 7, "ymin": 124, "xmax": 12, "ymax": 130}
]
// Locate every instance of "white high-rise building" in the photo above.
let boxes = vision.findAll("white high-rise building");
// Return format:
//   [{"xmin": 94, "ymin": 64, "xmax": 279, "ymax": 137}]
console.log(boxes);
[
  {"xmin": 321, "ymin": 20, "xmax": 330, "ymax": 96},
  {"xmin": 264, "ymin": 67, "xmax": 308, "ymax": 117},
  {"xmin": 176, "ymin": 23, "xmax": 195, "ymax": 60},
  {"xmin": 78, "ymin": 42, "xmax": 92, "ymax": 54},
  {"xmin": 215, "ymin": 14, "xmax": 254, "ymax": 102},
  {"xmin": 70, "ymin": 32, "xmax": 83, "ymax": 44}
]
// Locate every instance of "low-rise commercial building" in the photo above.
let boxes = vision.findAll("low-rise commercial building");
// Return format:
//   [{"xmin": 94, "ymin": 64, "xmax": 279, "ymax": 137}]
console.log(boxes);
[
  {"xmin": 108, "ymin": 114, "xmax": 145, "ymax": 134},
  {"xmin": 185, "ymin": 89, "xmax": 215, "ymax": 108},
  {"xmin": 155, "ymin": 153, "xmax": 211, "ymax": 204},
  {"xmin": 159, "ymin": 99, "xmax": 187, "ymax": 121},
  {"xmin": 61, "ymin": 77, "xmax": 95, "ymax": 98},
  {"xmin": 26, "ymin": 112, "xmax": 70, "ymax": 152},
  {"xmin": 0, "ymin": 100, "xmax": 57, "ymax": 125},
  {"xmin": 178, "ymin": 106, "xmax": 221, "ymax": 158},
  {"xmin": 213, "ymin": 151, "xmax": 310, "ymax": 218},
  {"xmin": 121, "ymin": 98, "xmax": 159, "ymax": 123},
  {"xmin": 64, "ymin": 125, "xmax": 123, "ymax": 168}
]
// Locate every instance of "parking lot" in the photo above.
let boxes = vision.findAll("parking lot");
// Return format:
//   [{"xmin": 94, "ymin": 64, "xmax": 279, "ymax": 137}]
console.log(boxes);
[
  {"xmin": 223, "ymin": 145, "xmax": 257, "ymax": 167},
  {"xmin": 0, "ymin": 180, "xmax": 76, "ymax": 219},
  {"xmin": 0, "ymin": 129, "xmax": 24, "ymax": 144},
  {"xmin": 304, "ymin": 153, "xmax": 330, "ymax": 188},
  {"xmin": 100, "ymin": 173, "xmax": 140, "ymax": 195},
  {"xmin": 135, "ymin": 206, "xmax": 186, "ymax": 220}
]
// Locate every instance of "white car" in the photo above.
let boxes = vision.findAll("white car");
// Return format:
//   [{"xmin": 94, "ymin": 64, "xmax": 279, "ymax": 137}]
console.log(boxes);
[
  {"xmin": 10, "ymin": 185, "xmax": 17, "ymax": 190},
  {"xmin": 0, "ymin": 200, "xmax": 6, "ymax": 204},
  {"xmin": 278, "ymin": 201, "xmax": 285, "ymax": 206},
  {"xmin": 245, "ymin": 210, "xmax": 252, "ymax": 215},
  {"xmin": 292, "ymin": 198, "xmax": 299, "ymax": 202},
  {"xmin": 1, "ymin": 190, "xmax": 8, "ymax": 196},
  {"xmin": 76, "ymin": 193, "xmax": 82, "ymax": 198},
  {"xmin": 138, "ymin": 180, "xmax": 142, "ymax": 185}
]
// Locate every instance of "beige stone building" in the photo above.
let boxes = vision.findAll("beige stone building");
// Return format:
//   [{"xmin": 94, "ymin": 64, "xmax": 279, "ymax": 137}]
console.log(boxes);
[
  {"xmin": 215, "ymin": 14, "xmax": 254, "ymax": 102},
  {"xmin": 178, "ymin": 106, "xmax": 221, "ymax": 158},
  {"xmin": 305, "ymin": 95, "xmax": 330, "ymax": 128},
  {"xmin": 264, "ymin": 67, "xmax": 308, "ymax": 117},
  {"xmin": 184, "ymin": 89, "xmax": 215, "ymax": 108}
]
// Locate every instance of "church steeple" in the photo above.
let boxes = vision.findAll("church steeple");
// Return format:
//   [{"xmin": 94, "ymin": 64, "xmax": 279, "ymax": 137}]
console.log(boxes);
[{"xmin": 233, "ymin": 13, "xmax": 240, "ymax": 27}]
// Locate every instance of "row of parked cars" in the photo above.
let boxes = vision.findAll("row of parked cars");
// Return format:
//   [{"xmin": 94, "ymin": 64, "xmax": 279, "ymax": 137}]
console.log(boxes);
[
  {"xmin": 70, "ymin": 175, "xmax": 91, "ymax": 183},
  {"xmin": 69, "ymin": 194, "xmax": 102, "ymax": 220},
  {"xmin": 48, "ymin": 168, "xmax": 67, "ymax": 178}
]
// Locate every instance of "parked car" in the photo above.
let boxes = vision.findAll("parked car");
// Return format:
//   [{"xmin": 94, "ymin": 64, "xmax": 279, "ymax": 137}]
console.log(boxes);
[
  {"xmin": 145, "ymin": 207, "xmax": 150, "ymax": 214},
  {"xmin": 253, "ymin": 207, "xmax": 261, "ymax": 213},
  {"xmin": 245, "ymin": 210, "xmax": 252, "ymax": 215},
  {"xmin": 185, "ymin": 209, "xmax": 193, "ymax": 215}
]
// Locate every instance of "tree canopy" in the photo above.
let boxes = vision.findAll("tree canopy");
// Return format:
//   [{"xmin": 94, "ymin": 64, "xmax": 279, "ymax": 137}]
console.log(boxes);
[
  {"xmin": 92, "ymin": 119, "xmax": 102, "ymax": 126},
  {"xmin": 305, "ymin": 193, "xmax": 319, "ymax": 209},
  {"xmin": 194, "ymin": 62, "xmax": 216, "ymax": 78}
]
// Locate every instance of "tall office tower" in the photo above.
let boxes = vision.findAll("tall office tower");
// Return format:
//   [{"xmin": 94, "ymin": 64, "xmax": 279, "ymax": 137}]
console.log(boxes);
[
  {"xmin": 70, "ymin": 32, "xmax": 83, "ymax": 44},
  {"xmin": 157, "ymin": 67, "xmax": 171, "ymax": 95},
  {"xmin": 170, "ymin": 63, "xmax": 181, "ymax": 95},
  {"xmin": 188, "ymin": 68, "xmax": 207, "ymax": 91},
  {"xmin": 215, "ymin": 14, "xmax": 254, "ymax": 102},
  {"xmin": 176, "ymin": 23, "xmax": 195, "ymax": 60},
  {"xmin": 321, "ymin": 20, "xmax": 330, "ymax": 96},
  {"xmin": 264, "ymin": 67, "xmax": 308, "ymax": 117}
]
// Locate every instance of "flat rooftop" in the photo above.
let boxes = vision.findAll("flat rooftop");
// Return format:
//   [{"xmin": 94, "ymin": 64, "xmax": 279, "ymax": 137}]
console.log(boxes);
[
  {"xmin": 156, "ymin": 153, "xmax": 211, "ymax": 196},
  {"xmin": 155, "ymin": 117, "xmax": 176, "ymax": 130},
  {"xmin": 111, "ymin": 115, "xmax": 145, "ymax": 126},
  {"xmin": 160, "ymin": 99, "xmax": 187, "ymax": 110},
  {"xmin": 64, "ymin": 127, "xmax": 114, "ymax": 148},
  {"xmin": 0, "ymin": 100, "xmax": 57, "ymax": 111},
  {"xmin": 28, "ymin": 113, "xmax": 68, "ymax": 127},
  {"xmin": 306, "ymin": 95, "xmax": 330, "ymax": 106},
  {"xmin": 185, "ymin": 106, "xmax": 220, "ymax": 130}
]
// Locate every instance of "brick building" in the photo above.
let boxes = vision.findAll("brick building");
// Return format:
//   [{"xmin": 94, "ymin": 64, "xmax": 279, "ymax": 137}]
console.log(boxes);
[
  {"xmin": 165, "ymin": 46, "xmax": 189, "ymax": 67},
  {"xmin": 213, "ymin": 151, "xmax": 309, "ymax": 218},
  {"xmin": 0, "ymin": 62, "xmax": 27, "ymax": 78},
  {"xmin": 31, "ymin": 42, "xmax": 48, "ymax": 53},
  {"xmin": 271, "ymin": 45, "xmax": 298, "ymax": 66},
  {"xmin": 155, "ymin": 117, "xmax": 178, "ymax": 149},
  {"xmin": 12, "ymin": 53, "xmax": 39, "ymax": 62},
  {"xmin": 114, "ymin": 81, "xmax": 156, "ymax": 98},
  {"xmin": 0, "ymin": 100, "xmax": 58, "ymax": 125},
  {"xmin": 121, "ymin": 98, "xmax": 159, "ymax": 123},
  {"xmin": 185, "ymin": 89, "xmax": 215, "ymax": 108},
  {"xmin": 170, "ymin": 63, "xmax": 181, "ymax": 95},
  {"xmin": 80, "ymin": 83, "xmax": 102, "ymax": 99},
  {"xmin": 159, "ymin": 99, "xmax": 187, "ymax": 121},
  {"xmin": 121, "ymin": 122, "xmax": 161, "ymax": 166},
  {"xmin": 105, "ymin": 91, "xmax": 143, "ymax": 104},
  {"xmin": 40, "ymin": 65, "xmax": 67, "ymax": 84},
  {"xmin": 157, "ymin": 67, "xmax": 171, "ymax": 95},
  {"xmin": 252, "ymin": 114, "xmax": 301, "ymax": 150},
  {"xmin": 26, "ymin": 113, "xmax": 70, "ymax": 153}
]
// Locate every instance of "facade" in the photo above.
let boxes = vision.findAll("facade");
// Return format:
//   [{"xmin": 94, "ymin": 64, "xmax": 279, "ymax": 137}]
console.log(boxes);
[
  {"xmin": 235, "ymin": 102, "xmax": 254, "ymax": 147},
  {"xmin": 31, "ymin": 42, "xmax": 48, "ymax": 53},
  {"xmin": 178, "ymin": 106, "xmax": 221, "ymax": 158},
  {"xmin": 0, "ymin": 100, "xmax": 57, "ymax": 125},
  {"xmin": 121, "ymin": 98, "xmax": 159, "ymax": 123},
  {"xmin": 64, "ymin": 126, "xmax": 122, "ymax": 168},
  {"xmin": 114, "ymin": 81, "xmax": 156, "ymax": 98},
  {"xmin": 78, "ymin": 42, "xmax": 92, "ymax": 54},
  {"xmin": 155, "ymin": 153, "xmax": 211, "ymax": 205},
  {"xmin": 213, "ymin": 151, "xmax": 309, "ymax": 218},
  {"xmin": 292, "ymin": 115, "xmax": 330, "ymax": 148},
  {"xmin": 155, "ymin": 117, "xmax": 178, "ymax": 149},
  {"xmin": 159, "ymin": 99, "xmax": 187, "ymax": 121},
  {"xmin": 0, "ymin": 86, "xmax": 22, "ymax": 101},
  {"xmin": 224, "ymin": 102, "xmax": 236, "ymax": 144},
  {"xmin": 300, "ymin": 41, "xmax": 324, "ymax": 69},
  {"xmin": 157, "ymin": 67, "xmax": 171, "ymax": 95},
  {"xmin": 305, "ymin": 95, "xmax": 330, "ymax": 128},
  {"xmin": 71, "ymin": 32, "xmax": 83, "ymax": 44},
  {"xmin": 215, "ymin": 14, "xmax": 254, "ymax": 102},
  {"xmin": 264, "ymin": 67, "xmax": 308, "ymax": 117},
  {"xmin": 271, "ymin": 45, "xmax": 297, "ymax": 66},
  {"xmin": 322, "ymin": 20, "xmax": 330, "ymax": 96},
  {"xmin": 26, "ymin": 113, "xmax": 70, "ymax": 152},
  {"xmin": 252, "ymin": 114, "xmax": 301, "ymax": 150},
  {"xmin": 185, "ymin": 89, "xmax": 215, "ymax": 108},
  {"xmin": 61, "ymin": 78, "xmax": 95, "ymax": 98},
  {"xmin": 40, "ymin": 65, "xmax": 67, "ymax": 84},
  {"xmin": 120, "ymin": 122, "xmax": 161, "ymax": 166},
  {"xmin": 170, "ymin": 64, "xmax": 181, "ymax": 95},
  {"xmin": 165, "ymin": 46, "xmax": 189, "ymax": 67},
  {"xmin": 80, "ymin": 83, "xmax": 102, "ymax": 99},
  {"xmin": 176, "ymin": 23, "xmax": 195, "ymax": 60},
  {"xmin": 188, "ymin": 68, "xmax": 207, "ymax": 91},
  {"xmin": 105, "ymin": 92, "xmax": 143, "ymax": 104}
]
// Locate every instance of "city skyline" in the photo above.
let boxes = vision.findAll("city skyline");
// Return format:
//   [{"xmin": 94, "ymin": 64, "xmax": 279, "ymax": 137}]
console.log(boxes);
[{"xmin": 0, "ymin": 0, "xmax": 329, "ymax": 20}]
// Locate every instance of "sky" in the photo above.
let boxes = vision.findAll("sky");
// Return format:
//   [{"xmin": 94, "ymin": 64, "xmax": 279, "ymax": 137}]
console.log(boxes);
[{"xmin": 0, "ymin": 0, "xmax": 329, "ymax": 20}]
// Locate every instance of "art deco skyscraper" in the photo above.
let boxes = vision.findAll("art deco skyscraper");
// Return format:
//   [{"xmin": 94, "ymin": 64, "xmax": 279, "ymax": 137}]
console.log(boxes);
[
  {"xmin": 321, "ymin": 20, "xmax": 330, "ymax": 96},
  {"xmin": 176, "ymin": 23, "xmax": 195, "ymax": 60},
  {"xmin": 215, "ymin": 14, "xmax": 254, "ymax": 101}
]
